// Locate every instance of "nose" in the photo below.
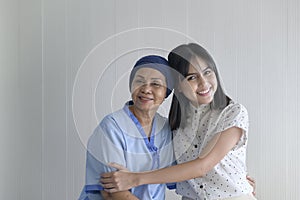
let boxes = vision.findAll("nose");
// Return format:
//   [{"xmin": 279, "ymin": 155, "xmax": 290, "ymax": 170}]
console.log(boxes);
[
  {"xmin": 141, "ymin": 83, "xmax": 152, "ymax": 93},
  {"xmin": 197, "ymin": 74, "xmax": 207, "ymax": 86}
]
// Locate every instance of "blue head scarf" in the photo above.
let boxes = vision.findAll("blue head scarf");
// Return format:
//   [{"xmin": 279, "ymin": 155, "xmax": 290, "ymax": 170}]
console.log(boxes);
[{"xmin": 129, "ymin": 55, "xmax": 174, "ymax": 98}]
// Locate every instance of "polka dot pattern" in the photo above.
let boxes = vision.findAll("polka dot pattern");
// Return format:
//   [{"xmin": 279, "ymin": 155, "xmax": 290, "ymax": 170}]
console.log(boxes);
[{"xmin": 173, "ymin": 101, "xmax": 253, "ymax": 199}]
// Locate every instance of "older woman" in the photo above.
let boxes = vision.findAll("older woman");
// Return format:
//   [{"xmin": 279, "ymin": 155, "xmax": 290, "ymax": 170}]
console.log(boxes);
[{"xmin": 79, "ymin": 55, "xmax": 175, "ymax": 200}]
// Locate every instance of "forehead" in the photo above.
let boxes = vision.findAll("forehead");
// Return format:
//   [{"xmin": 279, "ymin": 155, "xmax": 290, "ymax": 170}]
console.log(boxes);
[
  {"xmin": 188, "ymin": 56, "xmax": 209, "ymax": 72},
  {"xmin": 134, "ymin": 67, "xmax": 166, "ymax": 81}
]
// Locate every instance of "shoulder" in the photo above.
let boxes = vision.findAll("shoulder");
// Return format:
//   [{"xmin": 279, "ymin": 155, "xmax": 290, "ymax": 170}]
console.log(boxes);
[
  {"xmin": 90, "ymin": 109, "xmax": 126, "ymax": 139},
  {"xmin": 99, "ymin": 108, "xmax": 127, "ymax": 128},
  {"xmin": 103, "ymin": 108, "xmax": 126, "ymax": 121},
  {"xmin": 216, "ymin": 100, "xmax": 249, "ymax": 132},
  {"xmin": 222, "ymin": 101, "xmax": 248, "ymax": 119},
  {"xmin": 88, "ymin": 110, "xmax": 127, "ymax": 150}
]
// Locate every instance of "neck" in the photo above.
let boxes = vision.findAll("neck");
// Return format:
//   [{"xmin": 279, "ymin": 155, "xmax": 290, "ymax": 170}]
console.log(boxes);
[
  {"xmin": 130, "ymin": 106, "xmax": 155, "ymax": 125},
  {"xmin": 130, "ymin": 106, "xmax": 156, "ymax": 137}
]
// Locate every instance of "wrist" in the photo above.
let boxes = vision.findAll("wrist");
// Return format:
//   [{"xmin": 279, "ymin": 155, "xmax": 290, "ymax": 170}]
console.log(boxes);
[
  {"xmin": 133, "ymin": 173, "xmax": 142, "ymax": 187},
  {"xmin": 135, "ymin": 171, "xmax": 151, "ymax": 186}
]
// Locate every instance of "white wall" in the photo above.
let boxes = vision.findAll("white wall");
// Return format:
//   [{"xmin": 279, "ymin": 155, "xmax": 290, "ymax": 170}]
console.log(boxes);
[
  {"xmin": 1, "ymin": 0, "xmax": 300, "ymax": 199},
  {"xmin": 1, "ymin": 0, "xmax": 42, "ymax": 199}
]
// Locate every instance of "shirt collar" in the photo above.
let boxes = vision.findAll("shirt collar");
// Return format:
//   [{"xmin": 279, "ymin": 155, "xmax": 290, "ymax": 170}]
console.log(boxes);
[{"xmin": 188, "ymin": 102, "xmax": 210, "ymax": 115}]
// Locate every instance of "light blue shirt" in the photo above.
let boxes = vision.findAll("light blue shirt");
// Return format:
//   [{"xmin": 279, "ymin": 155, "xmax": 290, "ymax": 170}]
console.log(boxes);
[{"xmin": 79, "ymin": 101, "xmax": 175, "ymax": 200}]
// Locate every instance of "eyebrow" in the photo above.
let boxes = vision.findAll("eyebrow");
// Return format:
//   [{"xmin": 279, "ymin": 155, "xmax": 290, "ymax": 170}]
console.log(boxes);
[
  {"xmin": 135, "ymin": 75, "xmax": 164, "ymax": 81},
  {"xmin": 185, "ymin": 72, "xmax": 198, "ymax": 77},
  {"xmin": 186, "ymin": 67, "xmax": 211, "ymax": 76},
  {"xmin": 151, "ymin": 78, "xmax": 164, "ymax": 81},
  {"xmin": 135, "ymin": 75, "xmax": 145, "ymax": 79},
  {"xmin": 202, "ymin": 67, "xmax": 211, "ymax": 72}
]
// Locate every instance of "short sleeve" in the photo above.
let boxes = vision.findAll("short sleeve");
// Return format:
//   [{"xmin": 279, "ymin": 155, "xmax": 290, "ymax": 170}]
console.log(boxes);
[
  {"xmin": 84, "ymin": 115, "xmax": 127, "ymax": 192},
  {"xmin": 217, "ymin": 103, "xmax": 249, "ymax": 148},
  {"xmin": 78, "ymin": 187, "xmax": 101, "ymax": 200}
]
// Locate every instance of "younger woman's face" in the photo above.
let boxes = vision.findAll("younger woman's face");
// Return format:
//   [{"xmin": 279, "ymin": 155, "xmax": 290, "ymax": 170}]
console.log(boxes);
[{"xmin": 178, "ymin": 56, "xmax": 218, "ymax": 107}]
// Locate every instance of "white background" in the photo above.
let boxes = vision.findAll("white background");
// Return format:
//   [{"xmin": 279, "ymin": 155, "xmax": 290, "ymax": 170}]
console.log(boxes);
[{"xmin": 1, "ymin": 0, "xmax": 299, "ymax": 199}]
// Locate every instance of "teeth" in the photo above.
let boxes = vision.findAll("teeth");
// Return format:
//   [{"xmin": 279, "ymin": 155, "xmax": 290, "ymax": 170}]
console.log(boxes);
[{"xmin": 198, "ymin": 88, "xmax": 210, "ymax": 94}]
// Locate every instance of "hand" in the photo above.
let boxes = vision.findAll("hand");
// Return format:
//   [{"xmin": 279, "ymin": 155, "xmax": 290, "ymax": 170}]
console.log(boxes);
[
  {"xmin": 101, "ymin": 162, "xmax": 138, "ymax": 193},
  {"xmin": 246, "ymin": 175, "xmax": 256, "ymax": 196}
]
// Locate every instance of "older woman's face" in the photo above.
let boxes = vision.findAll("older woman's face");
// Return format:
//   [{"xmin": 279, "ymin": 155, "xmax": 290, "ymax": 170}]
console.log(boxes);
[{"xmin": 131, "ymin": 68, "xmax": 167, "ymax": 113}]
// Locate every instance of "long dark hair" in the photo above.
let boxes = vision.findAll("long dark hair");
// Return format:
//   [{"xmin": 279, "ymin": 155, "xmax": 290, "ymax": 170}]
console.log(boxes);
[{"xmin": 168, "ymin": 43, "xmax": 229, "ymax": 131}]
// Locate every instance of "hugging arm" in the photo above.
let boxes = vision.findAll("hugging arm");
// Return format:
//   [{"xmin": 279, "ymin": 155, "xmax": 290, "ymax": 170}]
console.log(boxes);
[
  {"xmin": 100, "ymin": 164, "xmax": 139, "ymax": 200},
  {"xmin": 101, "ymin": 191, "xmax": 139, "ymax": 200},
  {"xmin": 86, "ymin": 118, "xmax": 139, "ymax": 199},
  {"xmin": 101, "ymin": 127, "xmax": 242, "ymax": 192}
]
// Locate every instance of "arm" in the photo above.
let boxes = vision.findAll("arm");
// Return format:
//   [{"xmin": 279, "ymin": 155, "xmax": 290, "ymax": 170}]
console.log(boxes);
[
  {"xmin": 101, "ymin": 162, "xmax": 139, "ymax": 200},
  {"xmin": 86, "ymin": 117, "xmax": 139, "ymax": 199},
  {"xmin": 101, "ymin": 127, "xmax": 242, "ymax": 192},
  {"xmin": 101, "ymin": 191, "xmax": 139, "ymax": 200},
  {"xmin": 96, "ymin": 162, "xmax": 138, "ymax": 199}
]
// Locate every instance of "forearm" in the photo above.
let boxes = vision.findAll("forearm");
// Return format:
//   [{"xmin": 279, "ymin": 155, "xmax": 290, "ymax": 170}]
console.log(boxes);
[
  {"xmin": 136, "ymin": 128, "xmax": 242, "ymax": 186},
  {"xmin": 136, "ymin": 158, "xmax": 211, "ymax": 186},
  {"xmin": 101, "ymin": 128, "xmax": 242, "ymax": 192},
  {"xmin": 101, "ymin": 191, "xmax": 139, "ymax": 200}
]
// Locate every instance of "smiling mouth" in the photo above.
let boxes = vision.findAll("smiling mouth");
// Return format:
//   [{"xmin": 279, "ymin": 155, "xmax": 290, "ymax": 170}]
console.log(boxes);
[
  {"xmin": 197, "ymin": 88, "xmax": 210, "ymax": 95},
  {"xmin": 139, "ymin": 96, "xmax": 153, "ymax": 101}
]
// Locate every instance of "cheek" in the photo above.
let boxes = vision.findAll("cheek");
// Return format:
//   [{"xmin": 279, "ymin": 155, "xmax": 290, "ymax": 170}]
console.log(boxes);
[
  {"xmin": 131, "ymin": 85, "xmax": 139, "ymax": 93},
  {"xmin": 155, "ymin": 89, "xmax": 167, "ymax": 101},
  {"xmin": 208, "ymin": 75, "xmax": 218, "ymax": 90},
  {"xmin": 159, "ymin": 90, "xmax": 167, "ymax": 99},
  {"xmin": 180, "ymin": 81, "xmax": 192, "ymax": 91},
  {"xmin": 179, "ymin": 82, "xmax": 195, "ymax": 98},
  {"xmin": 212, "ymin": 78, "xmax": 218, "ymax": 91},
  {"xmin": 186, "ymin": 82, "xmax": 197, "ymax": 93},
  {"xmin": 131, "ymin": 89, "xmax": 139, "ymax": 100}
]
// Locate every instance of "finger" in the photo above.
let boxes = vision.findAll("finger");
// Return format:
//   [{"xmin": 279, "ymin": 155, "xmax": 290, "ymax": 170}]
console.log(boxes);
[
  {"xmin": 100, "ymin": 177, "xmax": 113, "ymax": 184},
  {"xmin": 101, "ymin": 182, "xmax": 115, "ymax": 189},
  {"xmin": 108, "ymin": 162, "xmax": 128, "ymax": 171},
  {"xmin": 246, "ymin": 175, "xmax": 256, "ymax": 196},
  {"xmin": 246, "ymin": 175, "xmax": 255, "ymax": 183},
  {"xmin": 101, "ymin": 172, "xmax": 114, "ymax": 178},
  {"xmin": 104, "ymin": 188, "xmax": 118, "ymax": 193}
]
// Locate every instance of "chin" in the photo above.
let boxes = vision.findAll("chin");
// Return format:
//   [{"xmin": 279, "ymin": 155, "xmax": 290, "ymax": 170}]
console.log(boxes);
[{"xmin": 198, "ymin": 99, "xmax": 213, "ymax": 105}]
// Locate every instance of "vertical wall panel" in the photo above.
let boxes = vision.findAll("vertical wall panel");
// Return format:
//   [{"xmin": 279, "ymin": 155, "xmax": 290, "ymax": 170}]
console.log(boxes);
[
  {"xmin": 18, "ymin": 0, "xmax": 43, "ymax": 199},
  {"xmin": 42, "ymin": 0, "xmax": 67, "ymax": 199},
  {"xmin": 258, "ymin": 0, "xmax": 288, "ymax": 199},
  {"xmin": 66, "ymin": 0, "xmax": 117, "ymax": 198},
  {"xmin": 1, "ymin": 0, "xmax": 43, "ymax": 199},
  {"xmin": 0, "ymin": 1, "xmax": 21, "ymax": 199},
  {"xmin": 285, "ymin": 0, "xmax": 299, "ymax": 199}
]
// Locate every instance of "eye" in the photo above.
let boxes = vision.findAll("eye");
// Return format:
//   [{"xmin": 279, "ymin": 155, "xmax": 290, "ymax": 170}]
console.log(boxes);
[
  {"xmin": 186, "ymin": 74, "xmax": 198, "ymax": 81},
  {"xmin": 134, "ymin": 79, "xmax": 144, "ymax": 84},
  {"xmin": 151, "ymin": 82, "xmax": 163, "ymax": 87},
  {"xmin": 203, "ymin": 69, "xmax": 213, "ymax": 76}
]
